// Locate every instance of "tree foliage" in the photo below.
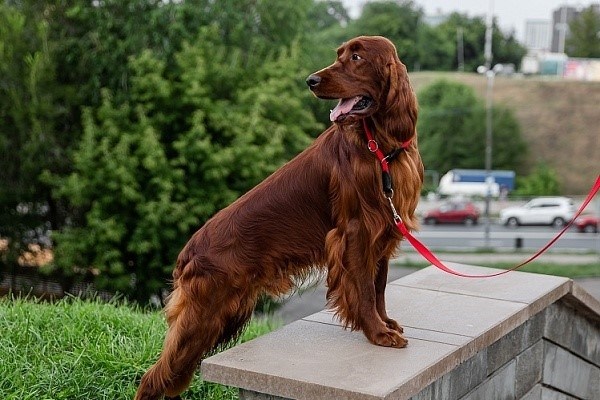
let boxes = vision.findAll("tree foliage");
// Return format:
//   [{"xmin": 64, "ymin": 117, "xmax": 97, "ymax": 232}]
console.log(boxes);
[
  {"xmin": 348, "ymin": 1, "xmax": 422, "ymax": 70},
  {"xmin": 566, "ymin": 6, "xmax": 600, "ymax": 58},
  {"xmin": 1, "ymin": 0, "xmax": 528, "ymax": 302},
  {"xmin": 430, "ymin": 13, "xmax": 526, "ymax": 72},
  {"xmin": 307, "ymin": 0, "xmax": 350, "ymax": 30},
  {"xmin": 514, "ymin": 163, "xmax": 561, "ymax": 196},
  {"xmin": 417, "ymin": 79, "xmax": 526, "ymax": 175},
  {"xmin": 48, "ymin": 26, "xmax": 321, "ymax": 302},
  {"xmin": 0, "ymin": 2, "xmax": 59, "ymax": 272}
]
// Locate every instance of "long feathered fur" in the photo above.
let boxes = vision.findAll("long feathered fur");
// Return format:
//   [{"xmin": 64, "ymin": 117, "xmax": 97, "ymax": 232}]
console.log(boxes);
[{"xmin": 135, "ymin": 35, "xmax": 423, "ymax": 400}]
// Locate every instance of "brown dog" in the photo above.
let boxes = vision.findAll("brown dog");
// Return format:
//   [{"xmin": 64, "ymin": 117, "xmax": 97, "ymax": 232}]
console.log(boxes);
[{"xmin": 135, "ymin": 35, "xmax": 423, "ymax": 400}]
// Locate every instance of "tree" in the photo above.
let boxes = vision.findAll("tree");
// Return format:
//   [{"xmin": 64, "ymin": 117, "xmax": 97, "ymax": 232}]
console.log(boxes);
[
  {"xmin": 417, "ymin": 80, "xmax": 481, "ymax": 172},
  {"xmin": 1, "ymin": 0, "xmax": 322, "ymax": 301},
  {"xmin": 416, "ymin": 23, "xmax": 456, "ymax": 71},
  {"xmin": 50, "ymin": 29, "xmax": 321, "ymax": 302},
  {"xmin": 347, "ymin": 1, "xmax": 423, "ymax": 70},
  {"xmin": 417, "ymin": 79, "xmax": 527, "ymax": 175},
  {"xmin": 307, "ymin": 0, "xmax": 350, "ymax": 30},
  {"xmin": 566, "ymin": 6, "xmax": 600, "ymax": 58},
  {"xmin": 338, "ymin": 7, "xmax": 526, "ymax": 73},
  {"xmin": 493, "ymin": 30, "xmax": 526, "ymax": 67},
  {"xmin": 0, "ymin": 0, "xmax": 201, "ymax": 282},
  {"xmin": 487, "ymin": 106, "xmax": 526, "ymax": 170},
  {"xmin": 429, "ymin": 13, "xmax": 486, "ymax": 72},
  {"xmin": 514, "ymin": 163, "xmax": 561, "ymax": 196},
  {"xmin": 431, "ymin": 13, "xmax": 526, "ymax": 72},
  {"xmin": 0, "ymin": 3, "xmax": 58, "ymax": 276}
]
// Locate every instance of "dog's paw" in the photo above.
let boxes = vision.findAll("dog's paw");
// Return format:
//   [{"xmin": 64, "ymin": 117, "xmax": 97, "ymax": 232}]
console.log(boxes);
[
  {"xmin": 384, "ymin": 318, "xmax": 404, "ymax": 334},
  {"xmin": 369, "ymin": 328, "xmax": 408, "ymax": 348}
]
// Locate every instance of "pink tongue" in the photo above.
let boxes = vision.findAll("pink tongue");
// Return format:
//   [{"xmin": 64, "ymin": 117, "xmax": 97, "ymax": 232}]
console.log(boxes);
[{"xmin": 330, "ymin": 96, "xmax": 361, "ymax": 122}]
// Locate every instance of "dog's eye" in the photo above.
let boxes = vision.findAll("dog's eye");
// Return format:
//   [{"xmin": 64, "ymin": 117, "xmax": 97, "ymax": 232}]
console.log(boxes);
[{"xmin": 351, "ymin": 53, "xmax": 362, "ymax": 61}]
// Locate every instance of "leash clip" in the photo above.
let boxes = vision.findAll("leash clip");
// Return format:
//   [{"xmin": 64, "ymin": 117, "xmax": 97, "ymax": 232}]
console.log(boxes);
[{"xmin": 386, "ymin": 195, "xmax": 402, "ymax": 224}]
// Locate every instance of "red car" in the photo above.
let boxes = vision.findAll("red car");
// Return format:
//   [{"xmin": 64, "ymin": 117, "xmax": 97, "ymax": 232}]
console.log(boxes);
[
  {"xmin": 423, "ymin": 201, "xmax": 480, "ymax": 226},
  {"xmin": 574, "ymin": 214, "xmax": 599, "ymax": 233}
]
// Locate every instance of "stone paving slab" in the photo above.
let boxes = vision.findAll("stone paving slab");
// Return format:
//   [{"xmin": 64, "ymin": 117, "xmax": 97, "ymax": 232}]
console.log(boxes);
[
  {"xmin": 389, "ymin": 263, "xmax": 571, "ymax": 304},
  {"xmin": 202, "ymin": 265, "xmax": 599, "ymax": 400},
  {"xmin": 202, "ymin": 319, "xmax": 459, "ymax": 400},
  {"xmin": 304, "ymin": 310, "xmax": 471, "ymax": 347},
  {"xmin": 303, "ymin": 285, "xmax": 528, "ymax": 342}
]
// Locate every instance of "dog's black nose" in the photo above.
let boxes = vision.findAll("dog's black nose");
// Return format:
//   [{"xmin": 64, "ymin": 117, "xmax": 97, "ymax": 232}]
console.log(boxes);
[{"xmin": 306, "ymin": 74, "xmax": 321, "ymax": 89}]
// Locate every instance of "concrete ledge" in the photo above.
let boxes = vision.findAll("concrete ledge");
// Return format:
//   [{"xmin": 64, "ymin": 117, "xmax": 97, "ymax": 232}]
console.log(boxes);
[{"xmin": 201, "ymin": 264, "xmax": 600, "ymax": 400}]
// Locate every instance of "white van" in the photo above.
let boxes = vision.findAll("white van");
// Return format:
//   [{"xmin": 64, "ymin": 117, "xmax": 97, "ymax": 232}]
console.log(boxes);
[{"xmin": 437, "ymin": 169, "xmax": 515, "ymax": 198}]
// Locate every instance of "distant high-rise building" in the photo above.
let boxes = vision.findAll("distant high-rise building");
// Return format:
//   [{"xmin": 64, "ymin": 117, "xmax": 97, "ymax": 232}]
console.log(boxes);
[
  {"xmin": 551, "ymin": 6, "xmax": 580, "ymax": 53},
  {"xmin": 524, "ymin": 20, "xmax": 551, "ymax": 51}
]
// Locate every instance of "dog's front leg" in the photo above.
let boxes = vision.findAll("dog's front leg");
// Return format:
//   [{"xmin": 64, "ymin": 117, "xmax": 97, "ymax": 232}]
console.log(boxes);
[
  {"xmin": 325, "ymin": 220, "xmax": 407, "ymax": 348},
  {"xmin": 375, "ymin": 257, "xmax": 404, "ymax": 334}
]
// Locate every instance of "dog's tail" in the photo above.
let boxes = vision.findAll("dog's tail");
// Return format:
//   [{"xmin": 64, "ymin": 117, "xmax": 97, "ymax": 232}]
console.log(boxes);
[{"xmin": 135, "ymin": 263, "xmax": 257, "ymax": 400}]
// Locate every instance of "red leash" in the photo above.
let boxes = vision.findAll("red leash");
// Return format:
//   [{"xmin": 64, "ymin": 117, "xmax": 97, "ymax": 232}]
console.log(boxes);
[
  {"xmin": 363, "ymin": 120, "xmax": 600, "ymax": 278},
  {"xmin": 395, "ymin": 176, "xmax": 599, "ymax": 278}
]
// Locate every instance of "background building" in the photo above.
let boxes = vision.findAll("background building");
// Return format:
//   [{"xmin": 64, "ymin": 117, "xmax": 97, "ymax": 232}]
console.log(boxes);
[
  {"xmin": 551, "ymin": 6, "xmax": 580, "ymax": 53},
  {"xmin": 524, "ymin": 19, "xmax": 551, "ymax": 52}
]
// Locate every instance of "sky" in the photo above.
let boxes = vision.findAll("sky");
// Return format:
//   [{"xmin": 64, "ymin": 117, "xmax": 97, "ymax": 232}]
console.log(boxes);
[{"xmin": 341, "ymin": 0, "xmax": 584, "ymax": 42}]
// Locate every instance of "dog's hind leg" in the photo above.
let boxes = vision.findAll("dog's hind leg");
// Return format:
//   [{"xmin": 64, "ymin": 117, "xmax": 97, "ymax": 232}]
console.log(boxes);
[{"xmin": 135, "ymin": 267, "xmax": 256, "ymax": 400}]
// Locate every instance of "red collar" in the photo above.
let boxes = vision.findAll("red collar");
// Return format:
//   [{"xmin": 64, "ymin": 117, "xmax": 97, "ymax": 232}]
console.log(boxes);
[
  {"xmin": 362, "ymin": 119, "xmax": 411, "ymax": 173},
  {"xmin": 362, "ymin": 119, "xmax": 412, "ymax": 196}
]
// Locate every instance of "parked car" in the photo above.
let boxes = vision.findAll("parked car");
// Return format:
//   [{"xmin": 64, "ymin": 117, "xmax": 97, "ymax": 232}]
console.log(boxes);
[
  {"xmin": 574, "ymin": 214, "xmax": 599, "ymax": 233},
  {"xmin": 423, "ymin": 201, "xmax": 480, "ymax": 225},
  {"xmin": 499, "ymin": 197, "xmax": 575, "ymax": 228}
]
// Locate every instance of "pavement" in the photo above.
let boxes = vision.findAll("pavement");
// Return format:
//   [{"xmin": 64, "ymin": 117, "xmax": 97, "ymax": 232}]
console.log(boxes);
[{"xmin": 272, "ymin": 252, "xmax": 600, "ymax": 324}]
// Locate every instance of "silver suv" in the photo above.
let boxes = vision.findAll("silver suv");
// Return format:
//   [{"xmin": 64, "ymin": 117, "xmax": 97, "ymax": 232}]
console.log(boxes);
[{"xmin": 499, "ymin": 197, "xmax": 576, "ymax": 228}]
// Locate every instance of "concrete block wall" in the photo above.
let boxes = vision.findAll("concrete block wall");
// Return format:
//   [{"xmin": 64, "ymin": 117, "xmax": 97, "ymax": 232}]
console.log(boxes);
[
  {"xmin": 410, "ymin": 301, "xmax": 599, "ymax": 399},
  {"xmin": 202, "ymin": 265, "xmax": 600, "ymax": 400}
]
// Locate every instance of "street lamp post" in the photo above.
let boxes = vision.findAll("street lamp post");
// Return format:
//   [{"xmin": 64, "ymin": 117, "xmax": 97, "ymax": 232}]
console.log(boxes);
[
  {"xmin": 478, "ymin": 0, "xmax": 495, "ymax": 249},
  {"xmin": 478, "ymin": 65, "xmax": 503, "ymax": 248},
  {"xmin": 484, "ymin": 69, "xmax": 494, "ymax": 249}
]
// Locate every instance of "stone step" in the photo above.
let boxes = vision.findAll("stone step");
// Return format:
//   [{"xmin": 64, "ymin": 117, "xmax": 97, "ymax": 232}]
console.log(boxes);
[{"xmin": 201, "ymin": 264, "xmax": 600, "ymax": 400}]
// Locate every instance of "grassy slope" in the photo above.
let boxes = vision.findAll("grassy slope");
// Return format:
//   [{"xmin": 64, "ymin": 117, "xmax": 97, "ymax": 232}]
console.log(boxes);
[
  {"xmin": 0, "ymin": 297, "xmax": 277, "ymax": 400},
  {"xmin": 409, "ymin": 72, "xmax": 600, "ymax": 195}
]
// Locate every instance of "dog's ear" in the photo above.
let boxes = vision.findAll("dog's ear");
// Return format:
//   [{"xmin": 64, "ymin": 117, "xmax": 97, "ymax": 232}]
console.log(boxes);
[
  {"xmin": 384, "ymin": 58, "xmax": 402, "ymax": 108},
  {"xmin": 384, "ymin": 58, "xmax": 417, "ymax": 142}
]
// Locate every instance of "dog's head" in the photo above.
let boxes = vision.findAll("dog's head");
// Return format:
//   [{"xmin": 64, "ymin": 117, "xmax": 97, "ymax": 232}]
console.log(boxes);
[{"xmin": 307, "ymin": 36, "xmax": 415, "ymax": 131}]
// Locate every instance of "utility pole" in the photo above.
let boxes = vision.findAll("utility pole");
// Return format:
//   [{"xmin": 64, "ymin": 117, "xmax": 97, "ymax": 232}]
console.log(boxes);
[
  {"xmin": 557, "ymin": 5, "xmax": 568, "ymax": 54},
  {"xmin": 483, "ymin": 0, "xmax": 494, "ymax": 249},
  {"xmin": 457, "ymin": 27, "xmax": 465, "ymax": 72},
  {"xmin": 484, "ymin": 2, "xmax": 493, "ymax": 70},
  {"xmin": 557, "ymin": 5, "xmax": 569, "ymax": 77}
]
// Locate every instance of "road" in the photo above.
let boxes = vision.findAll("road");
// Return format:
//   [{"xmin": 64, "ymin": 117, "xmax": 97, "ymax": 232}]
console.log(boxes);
[{"xmin": 407, "ymin": 223, "xmax": 600, "ymax": 252}]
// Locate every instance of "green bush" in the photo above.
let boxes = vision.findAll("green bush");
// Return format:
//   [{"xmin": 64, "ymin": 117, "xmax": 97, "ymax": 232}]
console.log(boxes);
[{"xmin": 514, "ymin": 163, "xmax": 561, "ymax": 196}]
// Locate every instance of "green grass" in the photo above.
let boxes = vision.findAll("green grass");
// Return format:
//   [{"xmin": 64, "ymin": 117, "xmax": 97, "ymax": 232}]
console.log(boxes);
[
  {"xmin": 493, "ymin": 262, "xmax": 600, "ymax": 278},
  {"xmin": 0, "ymin": 296, "xmax": 278, "ymax": 400},
  {"xmin": 394, "ymin": 259, "xmax": 600, "ymax": 278}
]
